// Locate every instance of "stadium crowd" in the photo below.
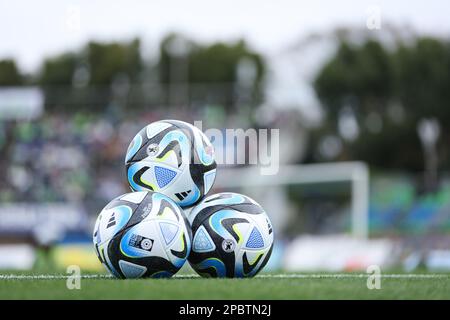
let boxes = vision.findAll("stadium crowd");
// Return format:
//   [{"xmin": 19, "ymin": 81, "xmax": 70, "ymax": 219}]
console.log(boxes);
[{"xmin": 0, "ymin": 113, "xmax": 154, "ymax": 212}]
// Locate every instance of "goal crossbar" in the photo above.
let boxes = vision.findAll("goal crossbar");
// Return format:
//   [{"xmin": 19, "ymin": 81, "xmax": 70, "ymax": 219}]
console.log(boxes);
[{"xmin": 215, "ymin": 162, "xmax": 369, "ymax": 238}]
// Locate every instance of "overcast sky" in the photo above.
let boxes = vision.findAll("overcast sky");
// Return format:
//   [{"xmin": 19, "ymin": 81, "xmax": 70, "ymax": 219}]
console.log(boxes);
[{"xmin": 0, "ymin": 0, "xmax": 449, "ymax": 72}]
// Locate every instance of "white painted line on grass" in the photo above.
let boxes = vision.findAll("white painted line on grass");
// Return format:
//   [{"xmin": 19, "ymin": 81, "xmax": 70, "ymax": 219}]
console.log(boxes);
[
  {"xmin": 0, "ymin": 274, "xmax": 112, "ymax": 280},
  {"xmin": 0, "ymin": 274, "xmax": 197, "ymax": 280},
  {"xmin": 256, "ymin": 274, "xmax": 450, "ymax": 279}
]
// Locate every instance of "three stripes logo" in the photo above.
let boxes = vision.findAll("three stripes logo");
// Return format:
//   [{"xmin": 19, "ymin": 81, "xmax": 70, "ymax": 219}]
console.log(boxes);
[
  {"xmin": 175, "ymin": 190, "xmax": 191, "ymax": 201},
  {"xmin": 107, "ymin": 212, "xmax": 116, "ymax": 228},
  {"xmin": 266, "ymin": 218, "xmax": 272, "ymax": 235}
]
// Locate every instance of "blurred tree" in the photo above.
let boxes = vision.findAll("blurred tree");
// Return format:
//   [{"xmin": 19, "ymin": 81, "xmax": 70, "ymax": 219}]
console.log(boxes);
[
  {"xmin": 87, "ymin": 38, "xmax": 142, "ymax": 85},
  {"xmin": 38, "ymin": 39, "xmax": 143, "ymax": 112},
  {"xmin": 393, "ymin": 38, "xmax": 450, "ymax": 123},
  {"xmin": 0, "ymin": 59, "xmax": 23, "ymax": 185},
  {"xmin": 0, "ymin": 59, "xmax": 23, "ymax": 85},
  {"xmin": 38, "ymin": 53, "xmax": 79, "ymax": 112},
  {"xmin": 36, "ymin": 35, "xmax": 264, "ymax": 113},
  {"xmin": 39, "ymin": 53, "xmax": 78, "ymax": 85},
  {"xmin": 189, "ymin": 41, "xmax": 264, "ymax": 84},
  {"xmin": 39, "ymin": 39, "xmax": 142, "ymax": 86},
  {"xmin": 159, "ymin": 33, "xmax": 195, "ymax": 84},
  {"xmin": 87, "ymin": 39, "xmax": 142, "ymax": 113},
  {"xmin": 393, "ymin": 38, "xmax": 450, "ymax": 188},
  {"xmin": 159, "ymin": 34, "xmax": 265, "ymax": 110},
  {"xmin": 315, "ymin": 40, "xmax": 393, "ymax": 122},
  {"xmin": 313, "ymin": 37, "xmax": 450, "ymax": 175}
]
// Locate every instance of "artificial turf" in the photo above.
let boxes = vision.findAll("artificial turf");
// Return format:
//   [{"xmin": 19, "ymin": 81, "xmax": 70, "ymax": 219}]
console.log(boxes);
[{"xmin": 1, "ymin": 272, "xmax": 449, "ymax": 299}]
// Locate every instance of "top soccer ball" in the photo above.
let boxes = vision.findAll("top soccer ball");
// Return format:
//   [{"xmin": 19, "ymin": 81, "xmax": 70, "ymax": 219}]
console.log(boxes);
[{"xmin": 125, "ymin": 120, "xmax": 217, "ymax": 208}]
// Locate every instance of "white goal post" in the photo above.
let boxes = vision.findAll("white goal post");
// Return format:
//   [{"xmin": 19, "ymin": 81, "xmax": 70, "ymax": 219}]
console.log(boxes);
[{"xmin": 214, "ymin": 162, "xmax": 369, "ymax": 239}]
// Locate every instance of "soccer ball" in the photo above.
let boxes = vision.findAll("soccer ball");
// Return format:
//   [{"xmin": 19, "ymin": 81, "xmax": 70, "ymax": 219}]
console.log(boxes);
[
  {"xmin": 93, "ymin": 191, "xmax": 191, "ymax": 279},
  {"xmin": 187, "ymin": 192, "xmax": 274, "ymax": 278},
  {"xmin": 125, "ymin": 120, "xmax": 216, "ymax": 208}
]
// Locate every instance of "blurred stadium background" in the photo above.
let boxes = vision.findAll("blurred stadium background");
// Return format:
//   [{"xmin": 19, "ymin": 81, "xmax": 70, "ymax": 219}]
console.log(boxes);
[{"xmin": 1, "ymin": 1, "xmax": 450, "ymax": 274}]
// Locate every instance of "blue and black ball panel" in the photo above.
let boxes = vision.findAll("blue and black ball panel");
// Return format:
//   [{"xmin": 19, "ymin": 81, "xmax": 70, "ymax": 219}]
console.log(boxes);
[
  {"xmin": 189, "ymin": 209, "xmax": 248, "ymax": 278},
  {"xmin": 192, "ymin": 257, "xmax": 227, "ymax": 278},
  {"xmin": 125, "ymin": 123, "xmax": 176, "ymax": 164},
  {"xmin": 99, "ymin": 191, "xmax": 189, "ymax": 279},
  {"xmin": 174, "ymin": 184, "xmax": 202, "ymax": 208},
  {"xmin": 93, "ymin": 193, "xmax": 149, "ymax": 262},
  {"xmin": 125, "ymin": 122, "xmax": 185, "ymax": 192},
  {"xmin": 163, "ymin": 120, "xmax": 217, "ymax": 206},
  {"xmin": 188, "ymin": 192, "xmax": 270, "ymax": 278},
  {"xmin": 93, "ymin": 192, "xmax": 158, "ymax": 277},
  {"xmin": 238, "ymin": 242, "xmax": 274, "ymax": 278},
  {"xmin": 190, "ymin": 193, "xmax": 264, "ymax": 231},
  {"xmin": 190, "ymin": 232, "xmax": 272, "ymax": 278},
  {"xmin": 93, "ymin": 205, "xmax": 133, "ymax": 246},
  {"xmin": 125, "ymin": 126, "xmax": 145, "ymax": 164},
  {"xmin": 216, "ymin": 193, "xmax": 265, "ymax": 215},
  {"xmin": 127, "ymin": 163, "xmax": 181, "ymax": 192},
  {"xmin": 125, "ymin": 123, "xmax": 180, "ymax": 191},
  {"xmin": 105, "ymin": 192, "xmax": 155, "ymax": 228},
  {"xmin": 107, "ymin": 225, "xmax": 181, "ymax": 279},
  {"xmin": 125, "ymin": 120, "xmax": 216, "ymax": 208}
]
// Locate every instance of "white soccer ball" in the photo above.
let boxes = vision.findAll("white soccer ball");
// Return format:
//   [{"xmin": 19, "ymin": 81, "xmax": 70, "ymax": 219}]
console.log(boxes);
[
  {"xmin": 187, "ymin": 192, "xmax": 274, "ymax": 278},
  {"xmin": 125, "ymin": 120, "xmax": 217, "ymax": 208},
  {"xmin": 93, "ymin": 191, "xmax": 191, "ymax": 278}
]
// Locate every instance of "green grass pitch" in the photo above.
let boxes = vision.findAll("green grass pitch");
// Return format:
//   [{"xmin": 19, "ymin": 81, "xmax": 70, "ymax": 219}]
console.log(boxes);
[{"xmin": 1, "ymin": 272, "xmax": 449, "ymax": 299}]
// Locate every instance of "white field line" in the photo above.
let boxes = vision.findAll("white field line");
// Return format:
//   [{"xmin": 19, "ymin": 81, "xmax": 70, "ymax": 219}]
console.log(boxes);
[
  {"xmin": 0, "ymin": 273, "xmax": 448, "ymax": 280},
  {"xmin": 0, "ymin": 274, "xmax": 113, "ymax": 280},
  {"xmin": 256, "ymin": 274, "xmax": 450, "ymax": 279}
]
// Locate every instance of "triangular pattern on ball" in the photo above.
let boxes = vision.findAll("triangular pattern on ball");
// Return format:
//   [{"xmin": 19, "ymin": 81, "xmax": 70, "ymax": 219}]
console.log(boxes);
[
  {"xmin": 118, "ymin": 260, "xmax": 147, "ymax": 278},
  {"xmin": 146, "ymin": 122, "xmax": 172, "ymax": 139},
  {"xmin": 154, "ymin": 166, "xmax": 177, "ymax": 188},
  {"xmin": 193, "ymin": 225, "xmax": 216, "ymax": 252},
  {"xmin": 245, "ymin": 227, "xmax": 265, "ymax": 249},
  {"xmin": 120, "ymin": 191, "xmax": 147, "ymax": 204},
  {"xmin": 203, "ymin": 169, "xmax": 216, "ymax": 194},
  {"xmin": 159, "ymin": 222, "xmax": 179, "ymax": 245}
]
